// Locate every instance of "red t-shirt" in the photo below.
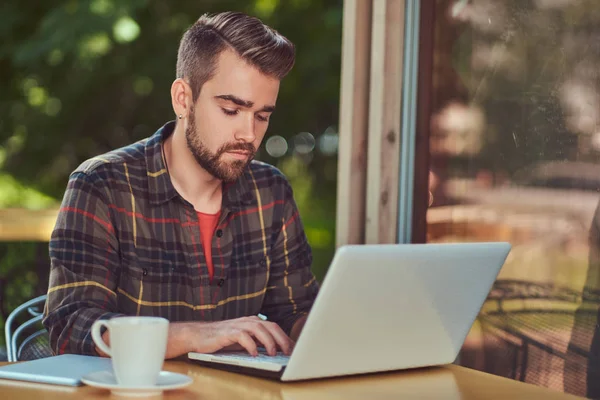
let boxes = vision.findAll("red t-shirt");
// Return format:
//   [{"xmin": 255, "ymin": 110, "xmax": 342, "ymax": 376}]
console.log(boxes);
[{"xmin": 197, "ymin": 210, "xmax": 221, "ymax": 282}]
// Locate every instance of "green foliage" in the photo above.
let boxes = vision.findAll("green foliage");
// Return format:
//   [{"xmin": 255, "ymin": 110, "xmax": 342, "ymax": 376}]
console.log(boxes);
[
  {"xmin": 279, "ymin": 156, "xmax": 336, "ymax": 281},
  {"xmin": 0, "ymin": 174, "xmax": 57, "ymax": 347},
  {"xmin": 0, "ymin": 173, "xmax": 57, "ymax": 209},
  {"xmin": 0, "ymin": 0, "xmax": 343, "ymax": 199},
  {"xmin": 0, "ymin": 241, "xmax": 44, "ymax": 346}
]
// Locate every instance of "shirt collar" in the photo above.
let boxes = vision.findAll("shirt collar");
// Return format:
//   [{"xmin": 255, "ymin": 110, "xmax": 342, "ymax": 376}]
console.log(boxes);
[{"xmin": 146, "ymin": 121, "xmax": 255, "ymax": 210}]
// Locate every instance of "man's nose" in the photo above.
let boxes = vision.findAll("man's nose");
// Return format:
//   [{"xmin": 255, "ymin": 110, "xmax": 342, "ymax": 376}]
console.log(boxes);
[{"xmin": 235, "ymin": 114, "xmax": 257, "ymax": 143}]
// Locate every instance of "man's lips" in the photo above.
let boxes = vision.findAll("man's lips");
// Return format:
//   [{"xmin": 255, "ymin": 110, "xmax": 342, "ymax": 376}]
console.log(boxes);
[{"xmin": 226, "ymin": 150, "xmax": 251, "ymax": 159}]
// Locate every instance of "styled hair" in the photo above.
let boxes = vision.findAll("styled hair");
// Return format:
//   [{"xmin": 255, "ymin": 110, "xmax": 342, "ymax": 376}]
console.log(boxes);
[{"xmin": 176, "ymin": 11, "xmax": 295, "ymax": 101}]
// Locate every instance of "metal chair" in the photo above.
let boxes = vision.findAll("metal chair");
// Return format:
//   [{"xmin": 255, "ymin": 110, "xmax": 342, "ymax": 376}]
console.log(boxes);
[{"xmin": 4, "ymin": 294, "xmax": 48, "ymax": 362}]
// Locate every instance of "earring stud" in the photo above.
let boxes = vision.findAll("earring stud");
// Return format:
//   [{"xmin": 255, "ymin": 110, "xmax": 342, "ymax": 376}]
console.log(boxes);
[{"xmin": 178, "ymin": 114, "xmax": 183, "ymax": 119}]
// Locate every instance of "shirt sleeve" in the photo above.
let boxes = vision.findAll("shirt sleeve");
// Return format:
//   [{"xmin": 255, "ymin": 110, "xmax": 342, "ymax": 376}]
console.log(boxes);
[
  {"xmin": 259, "ymin": 182, "xmax": 319, "ymax": 335},
  {"xmin": 43, "ymin": 171, "xmax": 124, "ymax": 355}
]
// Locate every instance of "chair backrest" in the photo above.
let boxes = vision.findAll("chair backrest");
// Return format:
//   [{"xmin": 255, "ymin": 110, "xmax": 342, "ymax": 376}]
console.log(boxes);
[{"xmin": 4, "ymin": 295, "xmax": 48, "ymax": 362}]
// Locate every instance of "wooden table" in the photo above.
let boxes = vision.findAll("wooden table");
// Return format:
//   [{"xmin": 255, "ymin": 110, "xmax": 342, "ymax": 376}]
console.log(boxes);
[{"xmin": 0, "ymin": 361, "xmax": 585, "ymax": 399}]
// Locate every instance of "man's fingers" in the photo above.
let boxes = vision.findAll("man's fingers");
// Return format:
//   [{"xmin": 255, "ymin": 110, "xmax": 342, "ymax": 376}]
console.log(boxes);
[
  {"xmin": 262, "ymin": 321, "xmax": 293, "ymax": 355},
  {"xmin": 220, "ymin": 317, "xmax": 293, "ymax": 357},
  {"xmin": 95, "ymin": 330, "xmax": 111, "ymax": 358},
  {"xmin": 235, "ymin": 330, "xmax": 258, "ymax": 356},
  {"xmin": 247, "ymin": 319, "xmax": 293, "ymax": 355},
  {"xmin": 246, "ymin": 322, "xmax": 278, "ymax": 356}
]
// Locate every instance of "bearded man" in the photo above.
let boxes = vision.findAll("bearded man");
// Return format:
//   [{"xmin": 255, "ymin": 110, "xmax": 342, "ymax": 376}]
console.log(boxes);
[{"xmin": 43, "ymin": 11, "xmax": 318, "ymax": 360}]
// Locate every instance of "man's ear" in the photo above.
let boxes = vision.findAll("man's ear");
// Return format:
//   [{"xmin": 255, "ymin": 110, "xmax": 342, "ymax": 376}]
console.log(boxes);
[{"xmin": 171, "ymin": 78, "xmax": 193, "ymax": 119}]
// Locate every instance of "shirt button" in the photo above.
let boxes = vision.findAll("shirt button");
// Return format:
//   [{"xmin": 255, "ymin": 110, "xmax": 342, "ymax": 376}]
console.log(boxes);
[
  {"xmin": 216, "ymin": 229, "xmax": 223, "ymax": 238},
  {"xmin": 142, "ymin": 268, "xmax": 148, "ymax": 277},
  {"xmin": 259, "ymin": 259, "xmax": 266, "ymax": 266},
  {"xmin": 217, "ymin": 278, "xmax": 225, "ymax": 287}
]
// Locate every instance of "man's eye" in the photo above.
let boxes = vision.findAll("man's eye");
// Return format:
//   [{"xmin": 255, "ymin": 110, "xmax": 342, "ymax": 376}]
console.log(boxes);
[
  {"xmin": 256, "ymin": 114, "xmax": 269, "ymax": 122},
  {"xmin": 222, "ymin": 108, "xmax": 239, "ymax": 116}
]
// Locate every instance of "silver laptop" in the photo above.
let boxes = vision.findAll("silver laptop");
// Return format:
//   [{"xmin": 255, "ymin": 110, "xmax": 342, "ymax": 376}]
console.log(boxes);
[
  {"xmin": 188, "ymin": 242, "xmax": 511, "ymax": 381},
  {"xmin": 0, "ymin": 354, "xmax": 111, "ymax": 386}
]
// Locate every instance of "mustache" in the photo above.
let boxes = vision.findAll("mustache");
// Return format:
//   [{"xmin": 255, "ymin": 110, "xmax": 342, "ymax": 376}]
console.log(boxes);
[{"xmin": 217, "ymin": 142, "xmax": 256, "ymax": 156}]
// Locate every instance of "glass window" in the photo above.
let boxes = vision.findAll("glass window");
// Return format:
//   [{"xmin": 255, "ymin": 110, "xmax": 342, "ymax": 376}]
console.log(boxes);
[{"xmin": 424, "ymin": 0, "xmax": 600, "ymax": 397}]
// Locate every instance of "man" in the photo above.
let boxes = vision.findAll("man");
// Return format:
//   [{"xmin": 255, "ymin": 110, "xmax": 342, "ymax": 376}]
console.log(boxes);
[{"xmin": 43, "ymin": 11, "xmax": 319, "ymax": 360}]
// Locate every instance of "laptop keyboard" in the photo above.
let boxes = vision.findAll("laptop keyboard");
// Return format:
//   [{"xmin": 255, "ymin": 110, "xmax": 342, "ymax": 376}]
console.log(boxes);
[{"xmin": 213, "ymin": 350, "xmax": 290, "ymax": 365}]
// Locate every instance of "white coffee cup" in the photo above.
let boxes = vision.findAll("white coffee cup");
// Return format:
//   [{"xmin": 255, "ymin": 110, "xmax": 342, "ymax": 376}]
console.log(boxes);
[{"xmin": 91, "ymin": 316, "xmax": 169, "ymax": 386}]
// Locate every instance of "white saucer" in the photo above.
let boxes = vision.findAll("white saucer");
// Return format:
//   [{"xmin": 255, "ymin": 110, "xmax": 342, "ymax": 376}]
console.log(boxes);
[{"xmin": 81, "ymin": 370, "xmax": 193, "ymax": 397}]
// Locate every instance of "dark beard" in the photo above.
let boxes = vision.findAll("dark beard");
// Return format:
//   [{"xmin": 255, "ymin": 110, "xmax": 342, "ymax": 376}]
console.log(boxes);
[{"xmin": 185, "ymin": 109, "xmax": 256, "ymax": 182}]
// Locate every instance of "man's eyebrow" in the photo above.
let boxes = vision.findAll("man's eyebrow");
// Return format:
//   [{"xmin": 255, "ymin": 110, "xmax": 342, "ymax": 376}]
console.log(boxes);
[
  {"xmin": 260, "ymin": 104, "xmax": 276, "ymax": 113},
  {"xmin": 215, "ymin": 94, "xmax": 253, "ymax": 108},
  {"xmin": 215, "ymin": 94, "xmax": 275, "ymax": 113}
]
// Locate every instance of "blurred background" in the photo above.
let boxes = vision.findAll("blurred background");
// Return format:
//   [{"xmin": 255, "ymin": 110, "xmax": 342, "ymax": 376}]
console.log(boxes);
[
  {"xmin": 4, "ymin": 0, "xmax": 600, "ymax": 397},
  {"xmin": 425, "ymin": 0, "xmax": 600, "ymax": 396}
]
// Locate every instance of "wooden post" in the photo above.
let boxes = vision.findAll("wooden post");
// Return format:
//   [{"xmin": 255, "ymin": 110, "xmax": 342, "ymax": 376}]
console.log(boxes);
[
  {"xmin": 335, "ymin": 0, "xmax": 373, "ymax": 247},
  {"xmin": 365, "ymin": 0, "xmax": 406, "ymax": 244}
]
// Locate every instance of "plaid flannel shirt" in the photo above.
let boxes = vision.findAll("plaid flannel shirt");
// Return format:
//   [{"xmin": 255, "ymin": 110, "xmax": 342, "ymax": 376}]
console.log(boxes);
[{"xmin": 43, "ymin": 121, "xmax": 319, "ymax": 356}]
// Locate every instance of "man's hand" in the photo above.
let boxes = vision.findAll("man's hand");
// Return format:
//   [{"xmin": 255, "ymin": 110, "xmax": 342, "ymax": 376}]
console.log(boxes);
[
  {"xmin": 169, "ymin": 316, "xmax": 295, "ymax": 359},
  {"xmin": 97, "ymin": 316, "xmax": 295, "ymax": 359}
]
